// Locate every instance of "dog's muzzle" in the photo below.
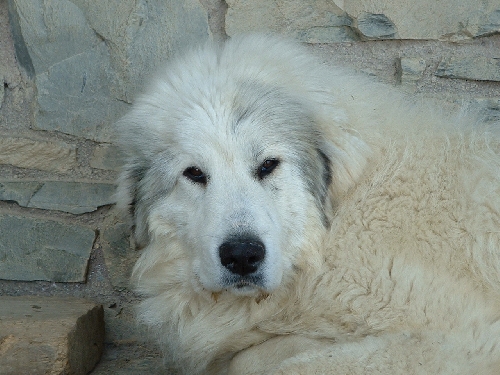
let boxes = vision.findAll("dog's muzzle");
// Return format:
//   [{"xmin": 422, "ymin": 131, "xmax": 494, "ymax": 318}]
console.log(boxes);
[{"xmin": 218, "ymin": 237, "xmax": 265, "ymax": 276}]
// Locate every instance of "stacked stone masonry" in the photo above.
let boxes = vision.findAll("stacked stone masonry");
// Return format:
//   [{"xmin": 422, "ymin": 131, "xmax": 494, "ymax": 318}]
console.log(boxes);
[{"xmin": 0, "ymin": 0, "xmax": 499, "ymax": 373}]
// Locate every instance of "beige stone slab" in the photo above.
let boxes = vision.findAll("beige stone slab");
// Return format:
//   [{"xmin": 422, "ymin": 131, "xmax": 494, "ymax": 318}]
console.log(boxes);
[
  {"xmin": 226, "ymin": 0, "xmax": 360, "ymax": 42},
  {"xmin": 342, "ymin": 0, "xmax": 499, "ymax": 40},
  {"xmin": 0, "ymin": 296, "xmax": 104, "ymax": 375},
  {"xmin": 0, "ymin": 137, "xmax": 77, "ymax": 172},
  {"xmin": 227, "ymin": 0, "xmax": 499, "ymax": 41}
]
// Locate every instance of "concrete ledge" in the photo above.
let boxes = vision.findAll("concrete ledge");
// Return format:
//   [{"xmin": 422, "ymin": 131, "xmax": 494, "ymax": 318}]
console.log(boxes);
[{"xmin": 0, "ymin": 296, "xmax": 104, "ymax": 375}]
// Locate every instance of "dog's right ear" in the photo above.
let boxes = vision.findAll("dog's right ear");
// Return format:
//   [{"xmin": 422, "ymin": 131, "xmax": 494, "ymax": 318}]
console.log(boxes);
[{"xmin": 116, "ymin": 161, "xmax": 150, "ymax": 249}]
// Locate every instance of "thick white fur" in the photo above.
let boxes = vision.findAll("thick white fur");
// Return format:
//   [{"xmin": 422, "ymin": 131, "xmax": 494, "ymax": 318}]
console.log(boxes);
[{"xmin": 117, "ymin": 35, "xmax": 500, "ymax": 374}]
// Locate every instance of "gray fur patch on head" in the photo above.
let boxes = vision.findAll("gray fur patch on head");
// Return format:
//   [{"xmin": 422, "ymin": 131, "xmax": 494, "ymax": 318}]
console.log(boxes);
[{"xmin": 231, "ymin": 81, "xmax": 333, "ymax": 224}]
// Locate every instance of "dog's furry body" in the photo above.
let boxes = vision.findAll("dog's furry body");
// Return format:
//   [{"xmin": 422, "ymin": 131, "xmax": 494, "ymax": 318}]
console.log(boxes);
[{"xmin": 117, "ymin": 35, "xmax": 500, "ymax": 374}]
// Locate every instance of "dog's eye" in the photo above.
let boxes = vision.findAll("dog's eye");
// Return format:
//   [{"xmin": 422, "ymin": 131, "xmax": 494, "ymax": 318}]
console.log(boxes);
[
  {"xmin": 183, "ymin": 167, "xmax": 207, "ymax": 185},
  {"xmin": 258, "ymin": 159, "xmax": 280, "ymax": 179}
]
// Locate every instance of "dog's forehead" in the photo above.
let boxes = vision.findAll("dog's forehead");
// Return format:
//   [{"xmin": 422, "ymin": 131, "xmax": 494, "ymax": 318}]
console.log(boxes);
[{"xmin": 175, "ymin": 78, "xmax": 319, "ymax": 150}]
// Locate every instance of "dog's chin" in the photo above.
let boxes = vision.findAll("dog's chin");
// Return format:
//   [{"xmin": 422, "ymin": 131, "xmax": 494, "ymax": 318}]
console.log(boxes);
[
  {"xmin": 229, "ymin": 281, "xmax": 263, "ymax": 296},
  {"xmin": 197, "ymin": 268, "xmax": 278, "ymax": 298}
]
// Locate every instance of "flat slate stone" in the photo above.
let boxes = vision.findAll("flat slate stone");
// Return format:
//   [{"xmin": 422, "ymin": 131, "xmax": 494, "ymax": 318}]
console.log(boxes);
[
  {"xmin": 342, "ymin": 0, "xmax": 500, "ymax": 40},
  {"xmin": 435, "ymin": 56, "xmax": 500, "ymax": 82},
  {"xmin": 357, "ymin": 12, "xmax": 398, "ymax": 39},
  {"xmin": 226, "ymin": 0, "xmax": 360, "ymax": 42},
  {"xmin": 0, "ymin": 296, "xmax": 104, "ymax": 375},
  {"xmin": 90, "ymin": 144, "xmax": 123, "ymax": 171},
  {"xmin": 227, "ymin": 0, "xmax": 499, "ymax": 42},
  {"xmin": 27, "ymin": 182, "xmax": 116, "ymax": 214},
  {"xmin": 0, "ymin": 74, "xmax": 3, "ymax": 109},
  {"xmin": 101, "ymin": 209, "xmax": 137, "ymax": 289},
  {"xmin": 9, "ymin": 0, "xmax": 209, "ymax": 141},
  {"xmin": 397, "ymin": 57, "xmax": 426, "ymax": 85},
  {"xmin": 33, "ymin": 43, "xmax": 121, "ymax": 142},
  {"xmin": 0, "ymin": 181, "xmax": 115, "ymax": 214},
  {"xmin": 0, "ymin": 214, "xmax": 95, "ymax": 282},
  {"xmin": 0, "ymin": 181, "xmax": 42, "ymax": 206}
]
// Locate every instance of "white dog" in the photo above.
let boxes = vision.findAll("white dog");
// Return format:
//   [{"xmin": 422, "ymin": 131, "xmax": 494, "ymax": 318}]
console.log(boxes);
[{"xmin": 116, "ymin": 34, "xmax": 500, "ymax": 374}]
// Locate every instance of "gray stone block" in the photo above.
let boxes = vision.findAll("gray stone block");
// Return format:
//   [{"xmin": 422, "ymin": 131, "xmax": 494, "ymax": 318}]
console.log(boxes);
[
  {"xmin": 9, "ymin": 0, "xmax": 209, "ymax": 141},
  {"xmin": 357, "ymin": 12, "xmax": 398, "ymax": 39},
  {"xmin": 226, "ymin": 0, "xmax": 360, "ymax": 43},
  {"xmin": 33, "ymin": 43, "xmax": 121, "ymax": 142},
  {"xmin": 101, "ymin": 209, "xmax": 138, "ymax": 289},
  {"xmin": 397, "ymin": 58, "xmax": 426, "ymax": 86},
  {"xmin": 0, "ymin": 296, "xmax": 104, "ymax": 375},
  {"xmin": 0, "ymin": 71, "xmax": 4, "ymax": 109},
  {"xmin": 296, "ymin": 25, "xmax": 360, "ymax": 43},
  {"xmin": 342, "ymin": 0, "xmax": 499, "ymax": 41},
  {"xmin": 0, "ymin": 181, "xmax": 42, "ymax": 206},
  {"xmin": 226, "ymin": 0, "xmax": 499, "ymax": 41},
  {"xmin": 0, "ymin": 181, "xmax": 116, "ymax": 214},
  {"xmin": 0, "ymin": 214, "xmax": 95, "ymax": 282},
  {"xmin": 90, "ymin": 144, "xmax": 123, "ymax": 171},
  {"xmin": 435, "ymin": 56, "xmax": 500, "ymax": 82},
  {"xmin": 472, "ymin": 9, "xmax": 500, "ymax": 37},
  {"xmin": 7, "ymin": 0, "xmax": 35, "ymax": 79},
  {"xmin": 28, "ymin": 182, "xmax": 116, "ymax": 214},
  {"xmin": 80, "ymin": 0, "xmax": 210, "ymax": 103}
]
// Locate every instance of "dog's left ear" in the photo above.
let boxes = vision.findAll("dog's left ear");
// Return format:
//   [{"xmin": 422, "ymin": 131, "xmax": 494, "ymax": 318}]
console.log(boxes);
[
  {"xmin": 313, "ymin": 147, "xmax": 334, "ymax": 226},
  {"xmin": 317, "ymin": 127, "xmax": 371, "ymax": 221}
]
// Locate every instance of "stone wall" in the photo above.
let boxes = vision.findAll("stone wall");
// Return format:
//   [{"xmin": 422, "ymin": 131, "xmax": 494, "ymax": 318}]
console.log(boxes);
[{"xmin": 0, "ymin": 0, "xmax": 499, "ymax": 371}]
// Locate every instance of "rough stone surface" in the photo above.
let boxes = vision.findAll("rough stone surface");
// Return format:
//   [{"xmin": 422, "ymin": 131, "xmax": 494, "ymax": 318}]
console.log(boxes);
[
  {"xmin": 435, "ymin": 56, "xmax": 500, "ymax": 82},
  {"xmin": 28, "ymin": 181, "xmax": 116, "ymax": 214},
  {"xmin": 227, "ymin": 0, "xmax": 500, "ymax": 42},
  {"xmin": 101, "ymin": 209, "xmax": 138, "ymax": 289},
  {"xmin": 0, "ymin": 69, "xmax": 4, "ymax": 109},
  {"xmin": 397, "ymin": 57, "xmax": 427, "ymax": 86},
  {"xmin": 356, "ymin": 12, "xmax": 397, "ymax": 39},
  {"xmin": 90, "ymin": 144, "xmax": 123, "ymax": 171},
  {"xmin": 0, "ymin": 181, "xmax": 42, "ymax": 206},
  {"xmin": 9, "ymin": 0, "xmax": 209, "ymax": 141},
  {"xmin": 0, "ymin": 296, "xmax": 104, "ymax": 375},
  {"xmin": 0, "ymin": 137, "xmax": 77, "ymax": 172},
  {"xmin": 226, "ymin": 0, "xmax": 360, "ymax": 43},
  {"xmin": 8, "ymin": 0, "xmax": 121, "ymax": 141},
  {"xmin": 33, "ymin": 44, "xmax": 121, "ymax": 142},
  {"xmin": 91, "ymin": 353, "xmax": 165, "ymax": 375},
  {"xmin": 79, "ymin": 0, "xmax": 210, "ymax": 103},
  {"xmin": 0, "ymin": 181, "xmax": 116, "ymax": 214},
  {"xmin": 340, "ymin": 0, "xmax": 500, "ymax": 40},
  {"xmin": 0, "ymin": 214, "xmax": 95, "ymax": 282}
]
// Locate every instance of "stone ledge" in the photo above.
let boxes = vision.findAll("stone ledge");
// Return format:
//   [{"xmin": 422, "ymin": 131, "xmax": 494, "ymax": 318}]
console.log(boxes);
[
  {"xmin": 0, "ymin": 296, "xmax": 104, "ymax": 375},
  {"xmin": 0, "ymin": 214, "xmax": 96, "ymax": 282}
]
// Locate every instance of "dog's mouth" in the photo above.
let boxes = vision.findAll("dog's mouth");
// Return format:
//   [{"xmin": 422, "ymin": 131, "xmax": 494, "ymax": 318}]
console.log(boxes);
[
  {"xmin": 224, "ymin": 274, "xmax": 266, "ymax": 295},
  {"xmin": 234, "ymin": 281, "xmax": 255, "ymax": 290}
]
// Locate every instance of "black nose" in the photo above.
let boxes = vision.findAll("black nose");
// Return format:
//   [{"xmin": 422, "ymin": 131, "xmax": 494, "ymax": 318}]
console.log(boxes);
[{"xmin": 219, "ymin": 238, "xmax": 265, "ymax": 276}]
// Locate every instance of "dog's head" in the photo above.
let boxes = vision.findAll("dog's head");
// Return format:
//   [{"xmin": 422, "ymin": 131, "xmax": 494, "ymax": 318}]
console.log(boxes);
[{"xmin": 117, "ymin": 35, "xmax": 367, "ymax": 296}]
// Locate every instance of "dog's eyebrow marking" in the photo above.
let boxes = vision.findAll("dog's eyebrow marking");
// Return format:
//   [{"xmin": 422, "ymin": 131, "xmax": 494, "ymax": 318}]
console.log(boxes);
[
  {"xmin": 231, "ymin": 81, "xmax": 294, "ymax": 134},
  {"xmin": 319, "ymin": 149, "xmax": 332, "ymax": 194},
  {"xmin": 127, "ymin": 164, "xmax": 149, "ymax": 216}
]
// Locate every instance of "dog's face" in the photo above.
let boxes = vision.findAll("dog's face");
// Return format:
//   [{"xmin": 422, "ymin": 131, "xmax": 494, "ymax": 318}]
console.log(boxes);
[{"xmin": 118, "ymin": 40, "xmax": 335, "ymax": 296}]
